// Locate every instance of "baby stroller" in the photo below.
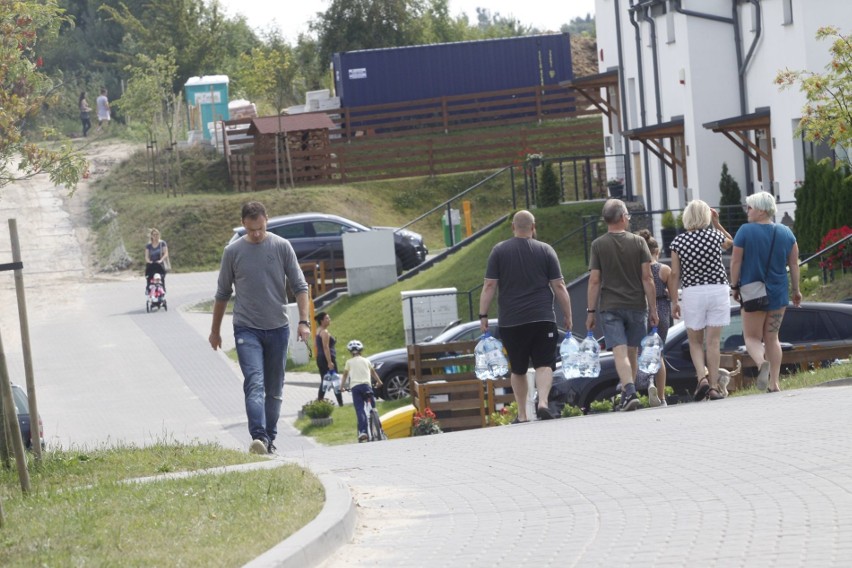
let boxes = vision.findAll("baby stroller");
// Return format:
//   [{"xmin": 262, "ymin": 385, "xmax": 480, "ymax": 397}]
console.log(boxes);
[{"xmin": 146, "ymin": 273, "xmax": 167, "ymax": 312}]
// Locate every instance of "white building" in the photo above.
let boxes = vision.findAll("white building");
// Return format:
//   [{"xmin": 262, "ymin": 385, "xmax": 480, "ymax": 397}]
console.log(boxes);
[{"xmin": 583, "ymin": 0, "xmax": 850, "ymax": 222}]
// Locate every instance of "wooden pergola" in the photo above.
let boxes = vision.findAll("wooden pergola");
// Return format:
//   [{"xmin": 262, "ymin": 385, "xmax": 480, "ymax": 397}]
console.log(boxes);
[
  {"xmin": 703, "ymin": 108, "xmax": 773, "ymax": 183},
  {"xmin": 561, "ymin": 69, "xmax": 620, "ymax": 133},
  {"xmin": 623, "ymin": 118, "xmax": 687, "ymax": 188}
]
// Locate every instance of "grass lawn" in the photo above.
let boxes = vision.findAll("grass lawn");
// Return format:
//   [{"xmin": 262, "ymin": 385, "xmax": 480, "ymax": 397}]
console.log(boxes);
[
  {"xmin": 295, "ymin": 397, "xmax": 413, "ymax": 445},
  {"xmin": 0, "ymin": 440, "xmax": 321, "ymax": 567}
]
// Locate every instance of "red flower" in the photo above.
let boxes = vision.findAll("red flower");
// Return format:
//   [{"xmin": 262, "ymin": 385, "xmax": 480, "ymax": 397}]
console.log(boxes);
[{"xmin": 818, "ymin": 226, "xmax": 852, "ymax": 270}]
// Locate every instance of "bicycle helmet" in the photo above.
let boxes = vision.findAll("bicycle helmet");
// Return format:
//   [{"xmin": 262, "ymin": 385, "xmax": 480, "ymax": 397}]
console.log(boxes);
[{"xmin": 347, "ymin": 339, "xmax": 364, "ymax": 353}]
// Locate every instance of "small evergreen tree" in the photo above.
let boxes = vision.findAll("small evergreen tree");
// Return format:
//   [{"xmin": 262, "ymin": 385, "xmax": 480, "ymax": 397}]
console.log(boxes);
[
  {"xmin": 718, "ymin": 163, "xmax": 747, "ymax": 237},
  {"xmin": 538, "ymin": 161, "xmax": 561, "ymax": 207}
]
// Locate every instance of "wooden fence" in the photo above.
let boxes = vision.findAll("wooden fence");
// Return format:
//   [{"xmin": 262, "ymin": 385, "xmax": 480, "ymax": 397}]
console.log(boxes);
[{"xmin": 224, "ymin": 84, "xmax": 604, "ymax": 190}]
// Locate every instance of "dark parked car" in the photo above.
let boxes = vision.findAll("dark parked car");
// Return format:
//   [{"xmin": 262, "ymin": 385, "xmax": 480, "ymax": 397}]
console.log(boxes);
[
  {"xmin": 553, "ymin": 302, "xmax": 852, "ymax": 411},
  {"xmin": 12, "ymin": 383, "xmax": 43, "ymax": 450},
  {"xmin": 369, "ymin": 319, "xmax": 567, "ymax": 400},
  {"xmin": 229, "ymin": 212, "xmax": 428, "ymax": 273}
]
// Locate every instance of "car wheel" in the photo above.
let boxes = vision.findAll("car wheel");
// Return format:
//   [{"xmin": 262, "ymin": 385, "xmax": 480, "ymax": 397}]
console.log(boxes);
[{"xmin": 381, "ymin": 368, "xmax": 410, "ymax": 400}]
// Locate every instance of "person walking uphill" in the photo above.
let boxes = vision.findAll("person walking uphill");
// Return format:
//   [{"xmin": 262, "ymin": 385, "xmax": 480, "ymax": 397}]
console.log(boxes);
[
  {"xmin": 209, "ymin": 201, "xmax": 311, "ymax": 455},
  {"xmin": 586, "ymin": 199, "xmax": 658, "ymax": 412},
  {"xmin": 479, "ymin": 210, "xmax": 573, "ymax": 423}
]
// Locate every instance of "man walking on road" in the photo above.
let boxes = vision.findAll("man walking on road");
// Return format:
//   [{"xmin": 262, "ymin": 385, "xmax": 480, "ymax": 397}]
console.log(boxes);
[
  {"xmin": 209, "ymin": 201, "xmax": 311, "ymax": 454},
  {"xmin": 479, "ymin": 210, "xmax": 573, "ymax": 422},
  {"xmin": 586, "ymin": 199, "xmax": 658, "ymax": 411}
]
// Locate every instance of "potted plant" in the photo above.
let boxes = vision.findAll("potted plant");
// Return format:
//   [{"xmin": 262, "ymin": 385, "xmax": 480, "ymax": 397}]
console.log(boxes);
[
  {"xmin": 525, "ymin": 152, "xmax": 543, "ymax": 167},
  {"xmin": 488, "ymin": 402, "xmax": 518, "ymax": 426},
  {"xmin": 302, "ymin": 399, "xmax": 335, "ymax": 426},
  {"xmin": 661, "ymin": 210, "xmax": 677, "ymax": 256},
  {"xmin": 606, "ymin": 177, "xmax": 625, "ymax": 198},
  {"xmin": 412, "ymin": 407, "xmax": 443, "ymax": 436}
]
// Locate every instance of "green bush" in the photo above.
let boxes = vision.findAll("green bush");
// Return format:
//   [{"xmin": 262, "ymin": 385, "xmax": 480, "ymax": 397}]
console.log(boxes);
[
  {"xmin": 795, "ymin": 159, "xmax": 852, "ymax": 255},
  {"xmin": 561, "ymin": 405, "xmax": 583, "ymax": 417},
  {"xmin": 718, "ymin": 162, "xmax": 747, "ymax": 236},
  {"xmin": 661, "ymin": 211, "xmax": 676, "ymax": 230}
]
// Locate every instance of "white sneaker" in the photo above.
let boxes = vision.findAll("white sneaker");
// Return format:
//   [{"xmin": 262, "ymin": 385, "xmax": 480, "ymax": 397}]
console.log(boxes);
[
  {"xmin": 648, "ymin": 385, "xmax": 662, "ymax": 408},
  {"xmin": 249, "ymin": 439, "xmax": 268, "ymax": 455},
  {"xmin": 756, "ymin": 361, "xmax": 770, "ymax": 392},
  {"xmin": 659, "ymin": 399, "xmax": 668, "ymax": 407}
]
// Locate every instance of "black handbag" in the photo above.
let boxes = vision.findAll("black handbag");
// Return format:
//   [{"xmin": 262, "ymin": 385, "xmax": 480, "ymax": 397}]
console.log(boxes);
[{"xmin": 741, "ymin": 225, "xmax": 777, "ymax": 312}]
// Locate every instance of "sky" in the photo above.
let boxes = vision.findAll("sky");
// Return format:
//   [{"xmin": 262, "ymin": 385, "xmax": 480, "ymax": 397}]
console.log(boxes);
[{"xmin": 216, "ymin": 0, "xmax": 597, "ymax": 43}]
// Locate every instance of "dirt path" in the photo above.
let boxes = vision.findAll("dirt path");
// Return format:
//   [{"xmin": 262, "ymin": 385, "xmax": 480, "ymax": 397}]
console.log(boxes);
[{"xmin": 0, "ymin": 140, "xmax": 140, "ymax": 351}]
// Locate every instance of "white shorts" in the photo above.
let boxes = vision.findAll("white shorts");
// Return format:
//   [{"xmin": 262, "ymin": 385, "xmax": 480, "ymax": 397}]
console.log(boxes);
[{"xmin": 681, "ymin": 284, "xmax": 731, "ymax": 330}]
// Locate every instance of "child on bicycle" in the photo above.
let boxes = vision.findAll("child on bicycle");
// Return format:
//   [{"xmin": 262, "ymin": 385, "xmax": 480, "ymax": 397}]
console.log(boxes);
[{"xmin": 341, "ymin": 339, "xmax": 383, "ymax": 442}]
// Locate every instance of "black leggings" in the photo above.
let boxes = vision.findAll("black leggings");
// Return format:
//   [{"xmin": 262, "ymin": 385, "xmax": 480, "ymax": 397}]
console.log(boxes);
[
  {"xmin": 145, "ymin": 263, "xmax": 166, "ymax": 292},
  {"xmin": 317, "ymin": 357, "xmax": 343, "ymax": 406}
]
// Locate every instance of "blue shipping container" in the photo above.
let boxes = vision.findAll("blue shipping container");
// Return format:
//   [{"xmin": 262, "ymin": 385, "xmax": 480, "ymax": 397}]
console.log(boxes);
[{"xmin": 333, "ymin": 33, "xmax": 573, "ymax": 108}]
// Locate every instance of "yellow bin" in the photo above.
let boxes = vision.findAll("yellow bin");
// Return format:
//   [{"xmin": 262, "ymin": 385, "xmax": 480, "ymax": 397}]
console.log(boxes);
[{"xmin": 380, "ymin": 404, "xmax": 415, "ymax": 439}]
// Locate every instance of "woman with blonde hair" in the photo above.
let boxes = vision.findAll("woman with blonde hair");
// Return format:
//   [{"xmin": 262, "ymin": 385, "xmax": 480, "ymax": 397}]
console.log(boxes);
[
  {"xmin": 669, "ymin": 200, "xmax": 733, "ymax": 401},
  {"xmin": 729, "ymin": 191, "xmax": 801, "ymax": 392}
]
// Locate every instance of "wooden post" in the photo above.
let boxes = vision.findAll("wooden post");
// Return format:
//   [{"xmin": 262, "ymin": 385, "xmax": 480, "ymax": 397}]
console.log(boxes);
[
  {"xmin": 9, "ymin": 220, "xmax": 40, "ymax": 461},
  {"xmin": 0, "ymin": 323, "xmax": 31, "ymax": 492}
]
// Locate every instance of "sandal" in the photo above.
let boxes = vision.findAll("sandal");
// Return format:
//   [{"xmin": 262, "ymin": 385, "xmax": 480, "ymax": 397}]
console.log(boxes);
[
  {"xmin": 707, "ymin": 387, "xmax": 725, "ymax": 401},
  {"xmin": 693, "ymin": 377, "xmax": 710, "ymax": 401}
]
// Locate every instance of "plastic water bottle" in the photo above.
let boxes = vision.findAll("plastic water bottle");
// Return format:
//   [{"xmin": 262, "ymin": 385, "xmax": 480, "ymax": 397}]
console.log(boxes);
[
  {"xmin": 577, "ymin": 331, "xmax": 601, "ymax": 378},
  {"xmin": 560, "ymin": 334, "xmax": 582, "ymax": 379},
  {"xmin": 474, "ymin": 333, "xmax": 509, "ymax": 381},
  {"xmin": 638, "ymin": 327, "xmax": 663, "ymax": 374}
]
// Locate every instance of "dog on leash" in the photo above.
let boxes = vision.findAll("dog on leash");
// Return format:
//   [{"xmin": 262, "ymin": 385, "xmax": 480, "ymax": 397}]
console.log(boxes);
[{"xmin": 702, "ymin": 361, "xmax": 742, "ymax": 397}]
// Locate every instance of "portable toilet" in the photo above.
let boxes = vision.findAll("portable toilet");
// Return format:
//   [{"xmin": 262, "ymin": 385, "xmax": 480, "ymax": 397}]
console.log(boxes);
[{"xmin": 184, "ymin": 75, "xmax": 230, "ymax": 140}]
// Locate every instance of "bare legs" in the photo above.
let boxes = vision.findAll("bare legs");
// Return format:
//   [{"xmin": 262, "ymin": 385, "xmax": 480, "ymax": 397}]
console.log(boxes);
[
  {"xmin": 742, "ymin": 308, "xmax": 786, "ymax": 391},
  {"xmin": 612, "ymin": 345, "xmax": 638, "ymax": 387},
  {"xmin": 510, "ymin": 366, "xmax": 554, "ymax": 422},
  {"xmin": 687, "ymin": 326, "xmax": 723, "ymax": 389}
]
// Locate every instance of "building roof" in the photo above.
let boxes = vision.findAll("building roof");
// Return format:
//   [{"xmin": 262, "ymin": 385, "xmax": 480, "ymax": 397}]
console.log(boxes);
[
  {"xmin": 703, "ymin": 108, "xmax": 771, "ymax": 132},
  {"xmin": 248, "ymin": 113, "xmax": 336, "ymax": 135}
]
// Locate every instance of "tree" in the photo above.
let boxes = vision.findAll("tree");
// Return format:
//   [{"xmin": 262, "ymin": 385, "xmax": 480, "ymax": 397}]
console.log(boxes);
[
  {"xmin": 718, "ymin": 163, "xmax": 747, "ymax": 238},
  {"xmin": 0, "ymin": 1, "xmax": 87, "ymax": 191},
  {"xmin": 538, "ymin": 161, "xmax": 560, "ymax": 207},
  {"xmin": 776, "ymin": 26, "xmax": 852, "ymax": 167},
  {"xmin": 114, "ymin": 50, "xmax": 179, "ymax": 141}
]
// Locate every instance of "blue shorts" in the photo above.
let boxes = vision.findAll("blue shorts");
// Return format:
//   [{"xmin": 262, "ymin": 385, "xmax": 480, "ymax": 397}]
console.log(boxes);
[{"xmin": 601, "ymin": 309, "xmax": 648, "ymax": 349}]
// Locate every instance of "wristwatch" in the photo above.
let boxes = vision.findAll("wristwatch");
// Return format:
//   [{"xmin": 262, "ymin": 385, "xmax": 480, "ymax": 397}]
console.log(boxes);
[
  {"xmin": 586, "ymin": 309, "xmax": 596, "ymax": 313},
  {"xmin": 478, "ymin": 314, "xmax": 489, "ymax": 319},
  {"xmin": 298, "ymin": 320, "xmax": 310, "ymax": 326}
]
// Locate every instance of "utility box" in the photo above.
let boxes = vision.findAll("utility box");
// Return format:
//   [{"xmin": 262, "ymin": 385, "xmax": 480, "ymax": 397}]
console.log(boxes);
[
  {"xmin": 401, "ymin": 288, "xmax": 458, "ymax": 344},
  {"xmin": 185, "ymin": 75, "xmax": 230, "ymax": 140},
  {"xmin": 342, "ymin": 230, "xmax": 396, "ymax": 295},
  {"xmin": 441, "ymin": 209, "xmax": 463, "ymax": 247}
]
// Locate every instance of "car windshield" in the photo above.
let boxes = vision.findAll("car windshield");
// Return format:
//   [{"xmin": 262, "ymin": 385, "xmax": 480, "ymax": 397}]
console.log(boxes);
[{"xmin": 12, "ymin": 386, "xmax": 28, "ymax": 415}]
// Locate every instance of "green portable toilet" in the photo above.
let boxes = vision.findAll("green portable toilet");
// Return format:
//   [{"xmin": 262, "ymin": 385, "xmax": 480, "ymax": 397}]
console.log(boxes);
[{"xmin": 184, "ymin": 75, "xmax": 230, "ymax": 140}]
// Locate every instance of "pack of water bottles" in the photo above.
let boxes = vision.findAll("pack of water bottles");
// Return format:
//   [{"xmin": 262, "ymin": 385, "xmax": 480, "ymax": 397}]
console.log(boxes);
[
  {"xmin": 560, "ymin": 331, "xmax": 601, "ymax": 378},
  {"xmin": 638, "ymin": 327, "xmax": 663, "ymax": 375},
  {"xmin": 474, "ymin": 333, "xmax": 509, "ymax": 381}
]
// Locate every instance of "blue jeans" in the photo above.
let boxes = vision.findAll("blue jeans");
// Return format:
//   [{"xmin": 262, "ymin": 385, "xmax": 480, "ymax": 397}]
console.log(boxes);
[
  {"xmin": 234, "ymin": 325, "xmax": 289, "ymax": 443},
  {"xmin": 350, "ymin": 384, "xmax": 375, "ymax": 435}
]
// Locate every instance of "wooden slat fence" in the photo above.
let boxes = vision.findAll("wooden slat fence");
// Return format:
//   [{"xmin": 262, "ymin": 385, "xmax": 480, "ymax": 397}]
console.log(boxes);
[{"xmin": 224, "ymin": 84, "xmax": 605, "ymax": 190}]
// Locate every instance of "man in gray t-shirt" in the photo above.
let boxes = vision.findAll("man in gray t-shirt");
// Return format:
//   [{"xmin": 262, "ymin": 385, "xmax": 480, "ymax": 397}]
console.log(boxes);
[
  {"xmin": 479, "ymin": 210, "xmax": 573, "ymax": 422},
  {"xmin": 209, "ymin": 201, "xmax": 310, "ymax": 455}
]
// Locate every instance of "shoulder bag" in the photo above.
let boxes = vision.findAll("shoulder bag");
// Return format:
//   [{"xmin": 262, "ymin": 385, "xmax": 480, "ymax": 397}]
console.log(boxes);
[{"xmin": 740, "ymin": 225, "xmax": 777, "ymax": 312}]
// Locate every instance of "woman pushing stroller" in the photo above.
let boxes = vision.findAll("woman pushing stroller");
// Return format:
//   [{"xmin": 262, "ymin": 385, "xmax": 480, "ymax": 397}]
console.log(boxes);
[{"xmin": 144, "ymin": 228, "xmax": 170, "ymax": 294}]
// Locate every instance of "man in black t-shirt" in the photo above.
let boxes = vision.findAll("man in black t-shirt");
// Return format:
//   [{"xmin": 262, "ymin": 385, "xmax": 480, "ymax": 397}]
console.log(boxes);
[{"xmin": 479, "ymin": 210, "xmax": 573, "ymax": 422}]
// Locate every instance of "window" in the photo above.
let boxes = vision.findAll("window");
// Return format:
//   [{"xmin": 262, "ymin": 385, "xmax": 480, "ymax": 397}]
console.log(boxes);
[
  {"xmin": 271, "ymin": 222, "xmax": 307, "ymax": 239},
  {"xmin": 313, "ymin": 221, "xmax": 350, "ymax": 236},
  {"xmin": 779, "ymin": 310, "xmax": 832, "ymax": 343},
  {"xmin": 826, "ymin": 311, "xmax": 852, "ymax": 339}
]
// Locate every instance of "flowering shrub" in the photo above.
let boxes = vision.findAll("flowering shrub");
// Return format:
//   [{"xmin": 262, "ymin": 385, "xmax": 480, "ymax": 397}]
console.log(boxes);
[
  {"xmin": 526, "ymin": 152, "xmax": 544, "ymax": 163},
  {"xmin": 488, "ymin": 402, "xmax": 518, "ymax": 426},
  {"xmin": 607, "ymin": 177, "xmax": 624, "ymax": 187},
  {"xmin": 412, "ymin": 407, "xmax": 443, "ymax": 436},
  {"xmin": 818, "ymin": 226, "xmax": 852, "ymax": 270}
]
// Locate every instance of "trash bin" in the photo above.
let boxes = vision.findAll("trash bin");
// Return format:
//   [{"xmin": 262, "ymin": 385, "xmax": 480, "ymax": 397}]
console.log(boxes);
[{"xmin": 441, "ymin": 209, "xmax": 463, "ymax": 247}]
